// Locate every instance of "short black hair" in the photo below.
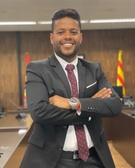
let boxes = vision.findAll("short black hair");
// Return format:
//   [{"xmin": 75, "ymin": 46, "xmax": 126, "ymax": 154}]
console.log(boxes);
[{"xmin": 51, "ymin": 8, "xmax": 81, "ymax": 32}]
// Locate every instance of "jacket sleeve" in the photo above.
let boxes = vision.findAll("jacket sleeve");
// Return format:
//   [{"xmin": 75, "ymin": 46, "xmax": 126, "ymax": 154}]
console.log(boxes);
[
  {"xmin": 26, "ymin": 61, "xmax": 82, "ymax": 126},
  {"xmin": 79, "ymin": 62, "xmax": 123, "ymax": 117}
]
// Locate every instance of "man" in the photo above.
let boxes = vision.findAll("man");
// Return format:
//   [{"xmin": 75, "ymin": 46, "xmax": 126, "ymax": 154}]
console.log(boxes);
[{"xmin": 20, "ymin": 9, "xmax": 123, "ymax": 168}]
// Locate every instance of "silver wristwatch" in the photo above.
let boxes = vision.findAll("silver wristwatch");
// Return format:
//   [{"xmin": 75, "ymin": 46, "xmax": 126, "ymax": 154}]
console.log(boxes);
[{"xmin": 68, "ymin": 97, "xmax": 79, "ymax": 110}]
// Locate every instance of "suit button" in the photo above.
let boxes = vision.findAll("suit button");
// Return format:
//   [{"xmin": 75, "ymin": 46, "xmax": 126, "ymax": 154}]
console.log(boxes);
[
  {"xmin": 58, "ymin": 147, "xmax": 62, "ymax": 151},
  {"xmin": 63, "ymin": 126, "xmax": 67, "ymax": 129}
]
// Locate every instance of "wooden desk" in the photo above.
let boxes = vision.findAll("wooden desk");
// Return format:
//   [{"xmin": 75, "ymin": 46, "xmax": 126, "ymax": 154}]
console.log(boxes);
[
  {"xmin": 112, "ymin": 107, "xmax": 135, "ymax": 167},
  {"xmin": 0, "ymin": 113, "xmax": 32, "ymax": 168},
  {"xmin": 0, "ymin": 113, "xmax": 31, "ymax": 130},
  {"xmin": 1, "ymin": 108, "xmax": 135, "ymax": 167},
  {"xmin": 3, "ymin": 126, "xmax": 33, "ymax": 168}
]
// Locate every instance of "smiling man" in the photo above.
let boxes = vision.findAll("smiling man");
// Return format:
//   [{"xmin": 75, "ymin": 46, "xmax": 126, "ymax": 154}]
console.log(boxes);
[
  {"xmin": 50, "ymin": 16, "xmax": 82, "ymax": 62},
  {"xmin": 20, "ymin": 9, "xmax": 123, "ymax": 168}
]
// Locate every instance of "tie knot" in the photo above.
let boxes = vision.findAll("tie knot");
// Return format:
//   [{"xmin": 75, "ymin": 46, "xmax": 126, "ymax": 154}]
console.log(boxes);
[{"xmin": 65, "ymin": 64, "xmax": 75, "ymax": 72}]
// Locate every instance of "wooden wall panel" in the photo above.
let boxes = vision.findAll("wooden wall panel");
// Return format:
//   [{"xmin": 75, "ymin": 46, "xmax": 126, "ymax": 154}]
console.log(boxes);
[
  {"xmin": 0, "ymin": 32, "xmax": 19, "ymax": 111},
  {"xmin": 0, "ymin": 29, "xmax": 135, "ymax": 111},
  {"xmin": 79, "ymin": 29, "xmax": 135, "ymax": 97},
  {"xmin": 20, "ymin": 31, "xmax": 53, "ymax": 107}
]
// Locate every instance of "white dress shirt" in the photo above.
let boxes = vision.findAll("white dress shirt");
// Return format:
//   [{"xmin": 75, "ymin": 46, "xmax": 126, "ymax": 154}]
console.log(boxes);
[{"xmin": 55, "ymin": 54, "xmax": 94, "ymax": 151}]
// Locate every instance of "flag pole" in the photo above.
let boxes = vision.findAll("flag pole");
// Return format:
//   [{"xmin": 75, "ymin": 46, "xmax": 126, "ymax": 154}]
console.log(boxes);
[
  {"xmin": 23, "ymin": 53, "xmax": 30, "ymax": 108},
  {"xmin": 116, "ymin": 50, "xmax": 126, "ymax": 97}
]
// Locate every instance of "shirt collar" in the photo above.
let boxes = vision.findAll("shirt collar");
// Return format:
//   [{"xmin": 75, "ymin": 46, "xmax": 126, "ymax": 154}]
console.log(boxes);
[{"xmin": 54, "ymin": 53, "xmax": 78, "ymax": 70}]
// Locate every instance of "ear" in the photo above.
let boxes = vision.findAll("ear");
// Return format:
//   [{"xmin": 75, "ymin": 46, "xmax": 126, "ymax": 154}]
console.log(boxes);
[
  {"xmin": 50, "ymin": 33, "xmax": 53, "ymax": 44},
  {"xmin": 80, "ymin": 32, "xmax": 83, "ymax": 44}
]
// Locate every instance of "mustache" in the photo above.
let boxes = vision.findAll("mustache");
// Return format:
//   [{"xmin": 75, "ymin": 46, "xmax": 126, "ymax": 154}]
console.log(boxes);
[{"xmin": 61, "ymin": 41, "xmax": 75, "ymax": 45}]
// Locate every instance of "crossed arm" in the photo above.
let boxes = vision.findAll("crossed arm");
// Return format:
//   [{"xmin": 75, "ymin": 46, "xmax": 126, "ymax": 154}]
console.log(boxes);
[{"xmin": 49, "ymin": 87, "xmax": 112, "ymax": 110}]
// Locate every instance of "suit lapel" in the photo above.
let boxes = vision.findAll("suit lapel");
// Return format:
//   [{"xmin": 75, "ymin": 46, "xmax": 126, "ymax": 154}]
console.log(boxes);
[
  {"xmin": 49, "ymin": 55, "xmax": 86, "ymax": 98},
  {"xmin": 77, "ymin": 60, "xmax": 86, "ymax": 98},
  {"xmin": 49, "ymin": 55, "xmax": 72, "ymax": 97}
]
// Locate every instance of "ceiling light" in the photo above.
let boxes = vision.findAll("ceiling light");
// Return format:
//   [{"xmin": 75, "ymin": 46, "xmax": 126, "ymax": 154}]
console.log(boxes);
[
  {"xmin": 90, "ymin": 19, "xmax": 135, "ymax": 23},
  {"xmin": 38, "ymin": 21, "xmax": 52, "ymax": 24},
  {"xmin": 0, "ymin": 21, "xmax": 36, "ymax": 25},
  {"xmin": 81, "ymin": 20, "xmax": 89, "ymax": 24}
]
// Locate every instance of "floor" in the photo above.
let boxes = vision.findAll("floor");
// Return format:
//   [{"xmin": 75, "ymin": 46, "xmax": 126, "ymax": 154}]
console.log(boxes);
[{"xmin": 108, "ymin": 141, "xmax": 133, "ymax": 168}]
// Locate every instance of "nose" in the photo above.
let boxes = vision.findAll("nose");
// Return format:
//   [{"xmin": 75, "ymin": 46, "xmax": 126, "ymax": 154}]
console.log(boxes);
[{"xmin": 64, "ymin": 31, "xmax": 71, "ymax": 39}]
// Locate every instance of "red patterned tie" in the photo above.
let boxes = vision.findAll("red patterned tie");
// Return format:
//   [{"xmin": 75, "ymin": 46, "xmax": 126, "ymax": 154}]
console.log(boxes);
[{"xmin": 65, "ymin": 64, "xmax": 89, "ymax": 161}]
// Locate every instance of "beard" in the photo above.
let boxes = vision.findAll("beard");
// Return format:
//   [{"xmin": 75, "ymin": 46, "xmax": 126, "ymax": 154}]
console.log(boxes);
[
  {"xmin": 54, "ymin": 44, "xmax": 80, "ymax": 60},
  {"xmin": 56, "ymin": 50, "xmax": 78, "ymax": 59}
]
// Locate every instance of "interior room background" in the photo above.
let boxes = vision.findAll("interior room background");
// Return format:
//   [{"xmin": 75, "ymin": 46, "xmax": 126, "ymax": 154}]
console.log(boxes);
[{"xmin": 0, "ymin": 29, "xmax": 135, "ymax": 111}]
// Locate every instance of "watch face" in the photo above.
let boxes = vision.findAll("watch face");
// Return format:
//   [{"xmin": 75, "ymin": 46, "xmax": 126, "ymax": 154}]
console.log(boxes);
[
  {"xmin": 70, "ymin": 97, "xmax": 78, "ymax": 103},
  {"xmin": 68, "ymin": 97, "xmax": 79, "ymax": 110}
]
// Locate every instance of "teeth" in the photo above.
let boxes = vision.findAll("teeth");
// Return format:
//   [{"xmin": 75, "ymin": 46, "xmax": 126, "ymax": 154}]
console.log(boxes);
[{"xmin": 63, "ymin": 44, "xmax": 72, "ymax": 47}]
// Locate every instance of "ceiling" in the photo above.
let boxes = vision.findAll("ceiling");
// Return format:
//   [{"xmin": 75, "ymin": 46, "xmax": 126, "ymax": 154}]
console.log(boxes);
[{"xmin": 0, "ymin": 0, "xmax": 135, "ymax": 31}]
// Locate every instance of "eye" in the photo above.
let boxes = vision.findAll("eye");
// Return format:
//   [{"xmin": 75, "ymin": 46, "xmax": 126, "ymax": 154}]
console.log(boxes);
[
  {"xmin": 57, "ymin": 31, "xmax": 64, "ymax": 35},
  {"xmin": 71, "ymin": 30, "xmax": 79, "ymax": 35}
]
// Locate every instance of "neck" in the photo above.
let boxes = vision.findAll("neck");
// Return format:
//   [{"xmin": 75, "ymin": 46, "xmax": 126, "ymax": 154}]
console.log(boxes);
[{"xmin": 64, "ymin": 56, "xmax": 77, "ymax": 63}]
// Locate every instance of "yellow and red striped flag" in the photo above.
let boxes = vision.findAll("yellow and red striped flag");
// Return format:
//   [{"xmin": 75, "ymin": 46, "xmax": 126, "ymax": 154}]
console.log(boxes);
[
  {"xmin": 24, "ymin": 53, "xmax": 30, "ymax": 108},
  {"xmin": 116, "ymin": 50, "xmax": 126, "ymax": 97}
]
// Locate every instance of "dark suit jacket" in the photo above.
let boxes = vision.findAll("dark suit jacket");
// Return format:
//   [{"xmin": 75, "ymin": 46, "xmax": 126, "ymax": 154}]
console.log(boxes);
[{"xmin": 20, "ymin": 55, "xmax": 123, "ymax": 168}]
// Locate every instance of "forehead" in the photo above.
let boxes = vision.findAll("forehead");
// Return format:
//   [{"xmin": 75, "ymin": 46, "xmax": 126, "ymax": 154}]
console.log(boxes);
[{"xmin": 53, "ymin": 17, "xmax": 80, "ymax": 30}]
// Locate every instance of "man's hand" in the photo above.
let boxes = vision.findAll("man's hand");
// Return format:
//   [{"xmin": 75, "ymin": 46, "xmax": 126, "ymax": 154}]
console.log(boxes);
[
  {"xmin": 49, "ymin": 95, "xmax": 70, "ymax": 109},
  {"xmin": 92, "ymin": 87, "xmax": 112, "ymax": 98}
]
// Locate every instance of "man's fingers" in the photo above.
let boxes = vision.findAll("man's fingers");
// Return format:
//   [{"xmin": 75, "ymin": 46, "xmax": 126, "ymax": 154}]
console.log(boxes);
[
  {"xmin": 101, "ymin": 91, "xmax": 112, "ymax": 98},
  {"xmin": 92, "ymin": 88, "xmax": 112, "ymax": 98}
]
